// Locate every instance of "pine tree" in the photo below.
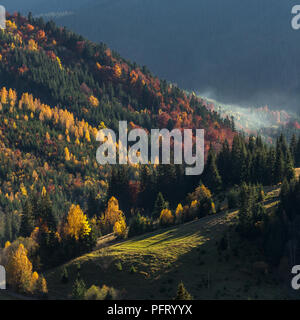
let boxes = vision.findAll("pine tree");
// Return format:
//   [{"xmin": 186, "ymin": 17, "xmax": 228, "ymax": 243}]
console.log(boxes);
[
  {"xmin": 285, "ymin": 150, "xmax": 295, "ymax": 181},
  {"xmin": 203, "ymin": 147, "xmax": 222, "ymax": 192},
  {"xmin": 61, "ymin": 267, "xmax": 69, "ymax": 284},
  {"xmin": 72, "ymin": 278, "xmax": 86, "ymax": 300},
  {"xmin": 175, "ymin": 282, "xmax": 193, "ymax": 300},
  {"xmin": 238, "ymin": 183, "xmax": 253, "ymax": 235},
  {"xmin": 36, "ymin": 188, "xmax": 57, "ymax": 231},
  {"xmin": 290, "ymin": 134, "xmax": 297, "ymax": 163},
  {"xmin": 107, "ymin": 166, "xmax": 130, "ymax": 213},
  {"xmin": 19, "ymin": 199, "xmax": 35, "ymax": 237},
  {"xmin": 152, "ymin": 192, "xmax": 168, "ymax": 220},
  {"xmin": 4, "ymin": 214, "xmax": 12, "ymax": 242},
  {"xmin": 157, "ymin": 164, "xmax": 177, "ymax": 206},
  {"xmin": 217, "ymin": 139, "xmax": 231, "ymax": 187},
  {"xmin": 139, "ymin": 165, "xmax": 157, "ymax": 214},
  {"xmin": 274, "ymin": 147, "xmax": 285, "ymax": 184},
  {"xmin": 86, "ymin": 188, "xmax": 101, "ymax": 218},
  {"xmin": 266, "ymin": 148, "xmax": 276, "ymax": 185},
  {"xmin": 295, "ymin": 136, "xmax": 300, "ymax": 167}
]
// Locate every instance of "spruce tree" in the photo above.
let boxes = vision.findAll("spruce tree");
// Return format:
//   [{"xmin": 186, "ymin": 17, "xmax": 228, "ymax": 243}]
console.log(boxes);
[
  {"xmin": 285, "ymin": 150, "xmax": 295, "ymax": 181},
  {"xmin": 217, "ymin": 139, "xmax": 231, "ymax": 187},
  {"xmin": 152, "ymin": 192, "xmax": 168, "ymax": 220},
  {"xmin": 19, "ymin": 199, "xmax": 35, "ymax": 237},
  {"xmin": 72, "ymin": 278, "xmax": 86, "ymax": 300},
  {"xmin": 139, "ymin": 165, "xmax": 157, "ymax": 215},
  {"xmin": 61, "ymin": 267, "xmax": 69, "ymax": 284},
  {"xmin": 290, "ymin": 134, "xmax": 297, "ymax": 163},
  {"xmin": 175, "ymin": 282, "xmax": 193, "ymax": 300},
  {"xmin": 295, "ymin": 136, "xmax": 300, "ymax": 167},
  {"xmin": 38, "ymin": 192, "xmax": 57, "ymax": 231},
  {"xmin": 203, "ymin": 147, "xmax": 222, "ymax": 192},
  {"xmin": 274, "ymin": 147, "xmax": 285, "ymax": 184},
  {"xmin": 238, "ymin": 183, "xmax": 253, "ymax": 236}
]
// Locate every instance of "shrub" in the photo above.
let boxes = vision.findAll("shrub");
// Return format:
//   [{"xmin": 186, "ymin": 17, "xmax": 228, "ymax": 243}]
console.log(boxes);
[
  {"xmin": 61, "ymin": 267, "xmax": 69, "ymax": 284},
  {"xmin": 115, "ymin": 261, "xmax": 123, "ymax": 271},
  {"xmin": 130, "ymin": 265, "xmax": 137, "ymax": 274},
  {"xmin": 72, "ymin": 278, "xmax": 86, "ymax": 300},
  {"xmin": 85, "ymin": 284, "xmax": 118, "ymax": 300},
  {"xmin": 128, "ymin": 213, "xmax": 153, "ymax": 238},
  {"xmin": 175, "ymin": 282, "xmax": 193, "ymax": 300}
]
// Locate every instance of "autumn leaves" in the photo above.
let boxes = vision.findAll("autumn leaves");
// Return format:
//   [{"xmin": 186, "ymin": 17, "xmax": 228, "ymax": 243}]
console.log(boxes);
[
  {"xmin": 99, "ymin": 196, "xmax": 127, "ymax": 239},
  {"xmin": 64, "ymin": 204, "xmax": 91, "ymax": 241},
  {"xmin": 3, "ymin": 242, "xmax": 48, "ymax": 296}
]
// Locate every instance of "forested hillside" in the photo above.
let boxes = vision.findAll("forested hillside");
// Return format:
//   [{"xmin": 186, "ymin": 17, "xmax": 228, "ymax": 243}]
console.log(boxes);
[
  {"xmin": 0, "ymin": 13, "xmax": 299, "ymax": 299},
  {"xmin": 0, "ymin": 13, "xmax": 236, "ymax": 277}
]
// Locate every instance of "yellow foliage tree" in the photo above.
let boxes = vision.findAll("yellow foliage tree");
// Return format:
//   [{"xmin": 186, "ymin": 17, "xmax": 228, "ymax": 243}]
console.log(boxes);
[
  {"xmin": 45, "ymin": 132, "xmax": 50, "ymax": 140},
  {"xmin": 85, "ymin": 129, "xmax": 91, "ymax": 143},
  {"xmin": 56, "ymin": 57, "xmax": 63, "ymax": 70},
  {"xmin": 175, "ymin": 203, "xmax": 183, "ymax": 224},
  {"xmin": 20, "ymin": 184, "xmax": 27, "ymax": 197},
  {"xmin": 1, "ymin": 87, "xmax": 8, "ymax": 105},
  {"xmin": 160, "ymin": 209, "xmax": 174, "ymax": 226},
  {"xmin": 64, "ymin": 147, "xmax": 71, "ymax": 161},
  {"xmin": 6, "ymin": 20, "xmax": 17, "ymax": 32},
  {"xmin": 4, "ymin": 241, "xmax": 11, "ymax": 249},
  {"xmin": 114, "ymin": 64, "xmax": 122, "ymax": 78},
  {"xmin": 113, "ymin": 216, "xmax": 127, "ymax": 238},
  {"xmin": 89, "ymin": 95, "xmax": 99, "ymax": 107},
  {"xmin": 64, "ymin": 204, "xmax": 91, "ymax": 240},
  {"xmin": 28, "ymin": 39, "xmax": 38, "ymax": 51},
  {"xmin": 36, "ymin": 275, "xmax": 48, "ymax": 296},
  {"xmin": 30, "ymin": 271, "xmax": 39, "ymax": 292},
  {"xmin": 101, "ymin": 197, "xmax": 125, "ymax": 234},
  {"xmin": 6, "ymin": 244, "xmax": 33, "ymax": 292}
]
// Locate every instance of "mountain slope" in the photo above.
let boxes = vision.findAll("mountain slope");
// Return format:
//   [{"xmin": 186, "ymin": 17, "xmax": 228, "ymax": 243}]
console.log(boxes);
[
  {"xmin": 0, "ymin": 14, "xmax": 234, "ymax": 141},
  {"xmin": 0, "ymin": 14, "xmax": 235, "ymax": 244},
  {"xmin": 45, "ymin": 188, "xmax": 288, "ymax": 300},
  {"xmin": 12, "ymin": 0, "xmax": 299, "ymax": 112}
]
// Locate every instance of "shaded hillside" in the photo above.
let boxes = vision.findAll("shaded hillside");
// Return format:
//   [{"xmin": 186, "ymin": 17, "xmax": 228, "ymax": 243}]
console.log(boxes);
[
  {"xmin": 45, "ymin": 189, "xmax": 288, "ymax": 300},
  {"xmin": 4, "ymin": 0, "xmax": 299, "ymax": 111},
  {"xmin": 0, "ymin": 14, "xmax": 235, "ymax": 145}
]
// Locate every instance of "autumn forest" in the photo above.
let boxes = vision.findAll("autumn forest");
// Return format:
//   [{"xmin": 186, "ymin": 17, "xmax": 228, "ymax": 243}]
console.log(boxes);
[{"xmin": 0, "ymin": 12, "xmax": 299, "ymax": 301}]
